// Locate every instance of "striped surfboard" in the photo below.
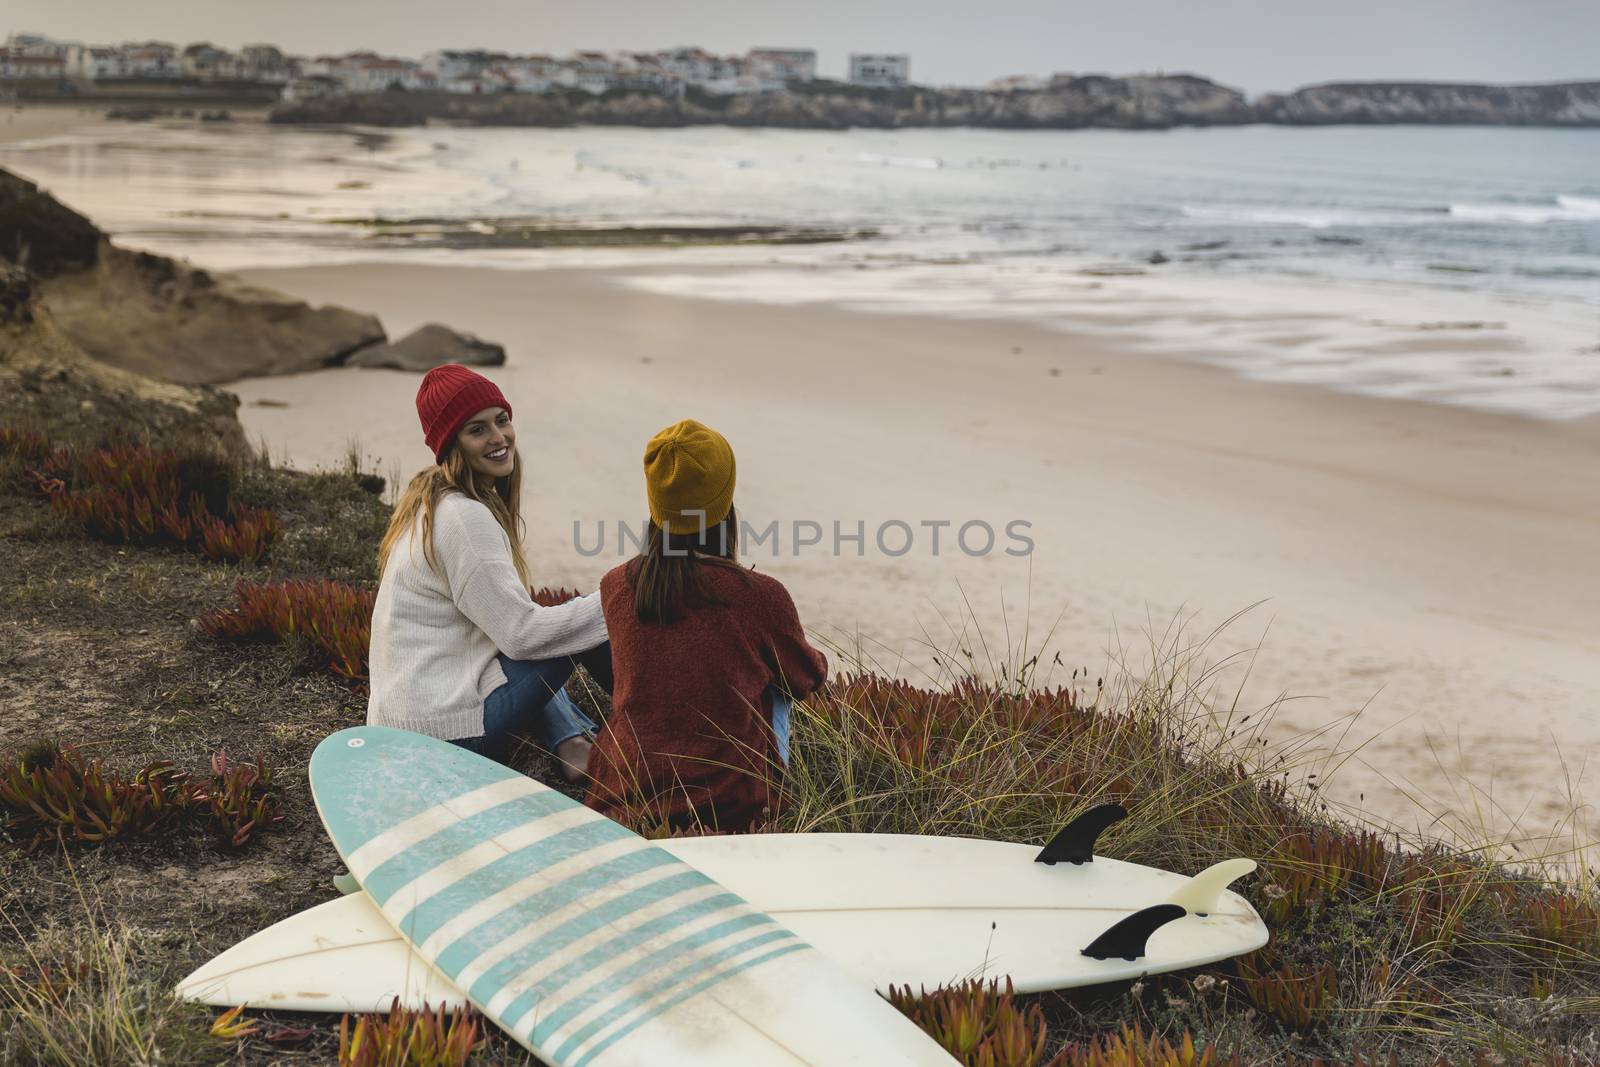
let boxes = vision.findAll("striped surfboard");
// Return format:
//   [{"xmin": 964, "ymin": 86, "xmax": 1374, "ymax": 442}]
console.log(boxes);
[{"xmin": 309, "ymin": 726, "xmax": 955, "ymax": 1066}]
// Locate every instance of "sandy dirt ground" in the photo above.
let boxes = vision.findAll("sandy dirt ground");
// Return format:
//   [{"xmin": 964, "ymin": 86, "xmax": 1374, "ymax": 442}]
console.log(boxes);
[{"xmin": 221, "ymin": 262, "xmax": 1600, "ymax": 862}]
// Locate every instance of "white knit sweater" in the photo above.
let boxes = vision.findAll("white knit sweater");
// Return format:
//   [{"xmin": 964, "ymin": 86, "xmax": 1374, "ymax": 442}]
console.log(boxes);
[{"xmin": 366, "ymin": 490, "xmax": 608, "ymax": 741}]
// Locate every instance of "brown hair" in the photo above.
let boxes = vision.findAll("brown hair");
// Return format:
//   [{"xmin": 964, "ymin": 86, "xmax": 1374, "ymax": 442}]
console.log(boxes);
[
  {"xmin": 376, "ymin": 435, "xmax": 531, "ymax": 589},
  {"xmin": 625, "ymin": 505, "xmax": 750, "ymax": 626}
]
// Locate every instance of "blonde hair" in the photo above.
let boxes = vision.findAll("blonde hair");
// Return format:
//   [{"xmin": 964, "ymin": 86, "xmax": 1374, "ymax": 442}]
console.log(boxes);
[{"xmin": 376, "ymin": 444, "xmax": 532, "ymax": 589}]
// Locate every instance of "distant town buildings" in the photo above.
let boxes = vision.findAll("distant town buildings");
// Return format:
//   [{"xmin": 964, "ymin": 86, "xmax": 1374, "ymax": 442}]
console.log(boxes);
[
  {"xmin": 749, "ymin": 49, "xmax": 818, "ymax": 85},
  {"xmin": 848, "ymin": 54, "xmax": 911, "ymax": 88},
  {"xmin": 1, "ymin": 31, "xmax": 904, "ymax": 99},
  {"xmin": 120, "ymin": 42, "xmax": 179, "ymax": 79},
  {"xmin": 179, "ymin": 43, "xmax": 234, "ymax": 80}
]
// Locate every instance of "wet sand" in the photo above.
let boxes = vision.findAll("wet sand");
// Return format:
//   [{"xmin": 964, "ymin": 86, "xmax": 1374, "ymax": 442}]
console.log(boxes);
[
  {"xmin": 0, "ymin": 101, "xmax": 133, "ymax": 147},
  {"xmin": 229, "ymin": 262, "xmax": 1600, "ymax": 860}
]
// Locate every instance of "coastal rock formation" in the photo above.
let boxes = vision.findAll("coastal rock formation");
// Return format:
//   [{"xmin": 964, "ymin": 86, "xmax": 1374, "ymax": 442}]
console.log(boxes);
[
  {"xmin": 271, "ymin": 75, "xmax": 1255, "ymax": 130},
  {"xmin": 346, "ymin": 323, "xmax": 506, "ymax": 372},
  {"xmin": 1, "ymin": 167, "xmax": 386, "ymax": 386},
  {"xmin": 0, "ymin": 263, "xmax": 250, "ymax": 454},
  {"xmin": 270, "ymin": 76, "xmax": 1600, "ymax": 130},
  {"xmin": 38, "ymin": 247, "xmax": 386, "ymax": 386},
  {"xmin": 0, "ymin": 167, "xmax": 102, "ymax": 276},
  {"xmin": 1255, "ymin": 81, "xmax": 1600, "ymax": 126}
]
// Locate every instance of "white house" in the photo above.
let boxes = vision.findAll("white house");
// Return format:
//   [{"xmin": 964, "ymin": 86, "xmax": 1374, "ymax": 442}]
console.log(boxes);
[
  {"xmin": 68, "ymin": 46, "xmax": 125, "ymax": 81},
  {"xmin": 662, "ymin": 52, "xmax": 749, "ymax": 96},
  {"xmin": 334, "ymin": 54, "xmax": 426, "ymax": 93},
  {"xmin": 4, "ymin": 33, "xmax": 71, "ymax": 59},
  {"xmin": 422, "ymin": 50, "xmax": 507, "ymax": 84},
  {"xmin": 239, "ymin": 44, "xmax": 291, "ymax": 84},
  {"xmin": 748, "ymin": 49, "xmax": 816, "ymax": 88},
  {"xmin": 614, "ymin": 53, "xmax": 675, "ymax": 93},
  {"xmin": 181, "ymin": 43, "xmax": 237, "ymax": 80},
  {"xmin": 566, "ymin": 51, "xmax": 618, "ymax": 94},
  {"xmin": 444, "ymin": 70, "xmax": 511, "ymax": 95},
  {"xmin": 500, "ymin": 55, "xmax": 561, "ymax": 93},
  {"xmin": 657, "ymin": 47, "xmax": 719, "ymax": 88},
  {"xmin": 0, "ymin": 51, "xmax": 68, "ymax": 81},
  {"xmin": 848, "ymin": 53, "xmax": 910, "ymax": 88},
  {"xmin": 120, "ymin": 42, "xmax": 179, "ymax": 78}
]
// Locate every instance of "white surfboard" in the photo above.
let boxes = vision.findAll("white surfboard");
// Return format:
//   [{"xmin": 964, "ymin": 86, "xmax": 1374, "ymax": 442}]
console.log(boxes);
[
  {"xmin": 179, "ymin": 823, "xmax": 1266, "ymax": 1013},
  {"xmin": 301, "ymin": 726, "xmax": 955, "ymax": 1066}
]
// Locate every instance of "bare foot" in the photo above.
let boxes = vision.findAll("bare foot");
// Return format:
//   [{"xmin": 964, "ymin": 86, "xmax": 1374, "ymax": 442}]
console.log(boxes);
[{"xmin": 554, "ymin": 736, "xmax": 593, "ymax": 783}]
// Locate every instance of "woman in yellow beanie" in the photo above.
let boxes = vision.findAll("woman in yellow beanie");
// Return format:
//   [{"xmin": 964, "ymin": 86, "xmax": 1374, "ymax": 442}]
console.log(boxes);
[
  {"xmin": 585, "ymin": 419, "xmax": 829, "ymax": 831},
  {"xmin": 367, "ymin": 364, "xmax": 612, "ymax": 781}
]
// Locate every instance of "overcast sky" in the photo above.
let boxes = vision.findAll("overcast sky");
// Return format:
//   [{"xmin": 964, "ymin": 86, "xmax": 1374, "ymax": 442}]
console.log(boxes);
[{"xmin": 7, "ymin": 0, "xmax": 1595, "ymax": 96}]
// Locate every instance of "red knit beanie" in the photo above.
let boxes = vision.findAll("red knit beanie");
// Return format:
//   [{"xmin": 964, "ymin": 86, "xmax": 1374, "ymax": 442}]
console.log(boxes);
[{"xmin": 415, "ymin": 364, "xmax": 513, "ymax": 464}]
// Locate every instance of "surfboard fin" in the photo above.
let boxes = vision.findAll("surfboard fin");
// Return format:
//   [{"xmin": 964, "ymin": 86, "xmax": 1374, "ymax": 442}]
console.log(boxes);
[
  {"xmin": 1164, "ymin": 858, "xmax": 1257, "ymax": 917},
  {"xmin": 333, "ymin": 872, "xmax": 361, "ymax": 896},
  {"xmin": 1080, "ymin": 903, "xmax": 1185, "ymax": 961},
  {"xmin": 1035, "ymin": 803, "xmax": 1127, "ymax": 865}
]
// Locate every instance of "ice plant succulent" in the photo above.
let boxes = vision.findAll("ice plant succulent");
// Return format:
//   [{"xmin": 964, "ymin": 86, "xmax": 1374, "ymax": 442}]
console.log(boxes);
[
  {"xmin": 1058, "ymin": 1023, "xmax": 1236, "ymax": 1067},
  {"xmin": 201, "ymin": 578, "xmax": 378, "ymax": 682},
  {"xmin": 888, "ymin": 977, "xmax": 1067, "ymax": 1067},
  {"xmin": 338, "ymin": 999, "xmax": 481, "ymax": 1067},
  {"xmin": 14, "ymin": 436, "xmax": 280, "ymax": 563},
  {"xmin": 196, "ymin": 748, "xmax": 283, "ymax": 849},
  {"xmin": 0, "ymin": 741, "xmax": 282, "ymax": 851},
  {"xmin": 1235, "ymin": 950, "xmax": 1340, "ymax": 1033},
  {"xmin": 1257, "ymin": 827, "xmax": 1392, "ymax": 924},
  {"xmin": 209, "ymin": 1004, "xmax": 260, "ymax": 1041},
  {"xmin": 0, "ymin": 741, "xmax": 190, "ymax": 848}
]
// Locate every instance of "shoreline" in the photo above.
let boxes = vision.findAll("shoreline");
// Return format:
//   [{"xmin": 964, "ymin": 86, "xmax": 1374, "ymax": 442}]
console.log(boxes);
[
  {"xmin": 4, "ymin": 100, "xmax": 1596, "ymax": 853},
  {"xmin": 3, "ymin": 114, "xmax": 1594, "ymax": 420},
  {"xmin": 230, "ymin": 261, "xmax": 1600, "ymax": 857}
]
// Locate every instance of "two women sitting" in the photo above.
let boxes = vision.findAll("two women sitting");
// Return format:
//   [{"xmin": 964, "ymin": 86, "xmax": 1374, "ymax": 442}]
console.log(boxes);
[{"xmin": 366, "ymin": 364, "xmax": 828, "ymax": 832}]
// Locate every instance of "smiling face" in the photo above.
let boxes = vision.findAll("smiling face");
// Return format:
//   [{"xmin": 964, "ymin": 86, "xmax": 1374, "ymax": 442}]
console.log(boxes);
[{"xmin": 455, "ymin": 405, "xmax": 516, "ymax": 478}]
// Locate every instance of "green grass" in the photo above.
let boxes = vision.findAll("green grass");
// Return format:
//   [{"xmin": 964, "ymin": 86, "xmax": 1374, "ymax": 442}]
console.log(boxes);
[{"xmin": 0, "ymin": 865, "xmax": 229, "ymax": 1067}]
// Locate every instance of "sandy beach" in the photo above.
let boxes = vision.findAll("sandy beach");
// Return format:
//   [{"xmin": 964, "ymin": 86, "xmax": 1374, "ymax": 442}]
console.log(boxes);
[
  {"xmin": 227, "ymin": 262, "xmax": 1600, "ymax": 857},
  {"xmin": 0, "ymin": 102, "xmax": 114, "ymax": 146},
  {"xmin": 3, "ymin": 99, "xmax": 1595, "ymax": 856},
  {"xmin": 0, "ymin": 99, "xmax": 271, "ymax": 149}
]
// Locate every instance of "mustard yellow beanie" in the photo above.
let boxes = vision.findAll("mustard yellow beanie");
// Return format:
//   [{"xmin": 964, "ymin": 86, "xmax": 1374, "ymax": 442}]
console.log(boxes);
[{"xmin": 643, "ymin": 419, "xmax": 736, "ymax": 532}]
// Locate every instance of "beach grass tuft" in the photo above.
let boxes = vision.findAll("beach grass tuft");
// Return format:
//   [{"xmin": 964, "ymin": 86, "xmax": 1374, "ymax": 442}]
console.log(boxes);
[{"xmin": 0, "ymin": 871, "xmax": 224, "ymax": 1067}]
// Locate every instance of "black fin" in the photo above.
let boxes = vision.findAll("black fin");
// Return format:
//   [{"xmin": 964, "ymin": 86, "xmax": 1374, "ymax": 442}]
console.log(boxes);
[
  {"xmin": 1080, "ymin": 904, "xmax": 1186, "ymax": 962},
  {"xmin": 1035, "ymin": 802, "xmax": 1127, "ymax": 865}
]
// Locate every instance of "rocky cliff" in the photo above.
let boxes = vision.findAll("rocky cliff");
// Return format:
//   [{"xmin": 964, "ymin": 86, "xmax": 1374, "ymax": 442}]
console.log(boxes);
[
  {"xmin": 271, "ymin": 74, "xmax": 1255, "ymax": 130},
  {"xmin": 1255, "ymin": 81, "xmax": 1600, "ymax": 126},
  {"xmin": 270, "ymin": 75, "xmax": 1600, "ymax": 130},
  {"xmin": 0, "ymin": 263, "xmax": 250, "ymax": 453},
  {"xmin": 1, "ymin": 167, "xmax": 385, "ymax": 385}
]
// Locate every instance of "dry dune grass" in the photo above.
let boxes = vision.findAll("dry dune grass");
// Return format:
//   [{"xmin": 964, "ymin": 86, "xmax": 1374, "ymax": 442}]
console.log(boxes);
[{"xmin": 1, "ymin": 423, "xmax": 1598, "ymax": 1066}]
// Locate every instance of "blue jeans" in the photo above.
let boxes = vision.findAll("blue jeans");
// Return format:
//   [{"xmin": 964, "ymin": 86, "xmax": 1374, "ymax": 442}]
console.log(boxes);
[
  {"xmin": 770, "ymin": 689, "xmax": 793, "ymax": 766},
  {"xmin": 453, "ymin": 648, "xmax": 604, "ymax": 757}
]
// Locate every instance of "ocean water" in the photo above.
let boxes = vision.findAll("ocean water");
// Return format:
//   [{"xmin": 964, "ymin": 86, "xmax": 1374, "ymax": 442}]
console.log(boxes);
[{"xmin": 3, "ymin": 120, "xmax": 1598, "ymax": 416}]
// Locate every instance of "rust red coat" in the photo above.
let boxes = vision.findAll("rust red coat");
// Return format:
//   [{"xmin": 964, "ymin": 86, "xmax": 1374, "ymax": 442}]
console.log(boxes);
[{"xmin": 585, "ymin": 563, "xmax": 828, "ymax": 832}]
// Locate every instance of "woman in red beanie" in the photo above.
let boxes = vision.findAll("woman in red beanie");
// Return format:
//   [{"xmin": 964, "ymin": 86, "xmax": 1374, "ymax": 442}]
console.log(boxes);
[
  {"xmin": 584, "ymin": 419, "xmax": 829, "ymax": 831},
  {"xmin": 367, "ymin": 363, "xmax": 611, "ymax": 780}
]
